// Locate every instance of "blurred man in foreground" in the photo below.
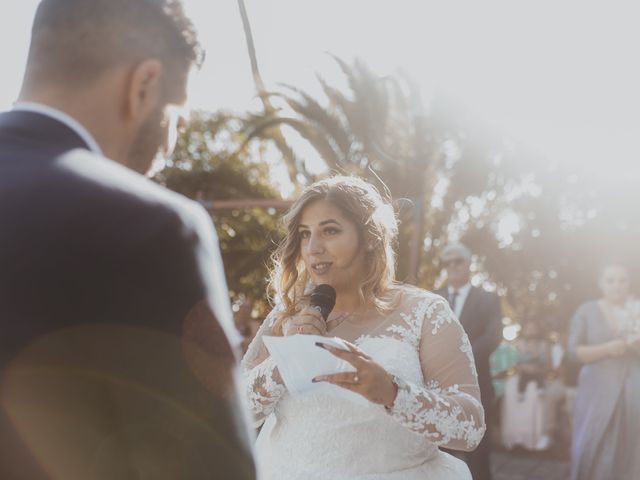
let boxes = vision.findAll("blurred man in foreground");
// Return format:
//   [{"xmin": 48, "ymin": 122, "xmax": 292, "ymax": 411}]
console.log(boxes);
[{"xmin": 0, "ymin": 1, "xmax": 255, "ymax": 478}]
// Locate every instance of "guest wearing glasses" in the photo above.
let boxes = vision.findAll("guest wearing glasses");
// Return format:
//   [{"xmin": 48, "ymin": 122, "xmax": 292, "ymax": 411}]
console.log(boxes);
[{"xmin": 436, "ymin": 243, "xmax": 503, "ymax": 480}]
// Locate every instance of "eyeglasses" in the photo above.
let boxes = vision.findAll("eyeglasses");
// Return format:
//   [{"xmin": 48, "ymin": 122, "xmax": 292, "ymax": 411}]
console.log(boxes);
[{"xmin": 442, "ymin": 258, "xmax": 466, "ymax": 268}]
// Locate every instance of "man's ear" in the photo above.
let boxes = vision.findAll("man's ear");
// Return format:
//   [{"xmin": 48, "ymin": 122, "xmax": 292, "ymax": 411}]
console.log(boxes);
[{"xmin": 126, "ymin": 59, "xmax": 163, "ymax": 122}]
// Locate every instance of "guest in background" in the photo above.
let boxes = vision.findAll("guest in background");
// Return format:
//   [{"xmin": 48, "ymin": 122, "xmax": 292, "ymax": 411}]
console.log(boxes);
[
  {"xmin": 500, "ymin": 322, "xmax": 565, "ymax": 451},
  {"xmin": 490, "ymin": 339, "xmax": 519, "ymax": 399},
  {"xmin": 568, "ymin": 261, "xmax": 640, "ymax": 480},
  {"xmin": 436, "ymin": 243, "xmax": 502, "ymax": 480}
]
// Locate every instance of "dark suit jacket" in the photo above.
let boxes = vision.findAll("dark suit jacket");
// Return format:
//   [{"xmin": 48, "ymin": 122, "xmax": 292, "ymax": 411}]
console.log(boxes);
[
  {"xmin": 436, "ymin": 286, "xmax": 502, "ymax": 407},
  {"xmin": 0, "ymin": 110, "xmax": 255, "ymax": 479}
]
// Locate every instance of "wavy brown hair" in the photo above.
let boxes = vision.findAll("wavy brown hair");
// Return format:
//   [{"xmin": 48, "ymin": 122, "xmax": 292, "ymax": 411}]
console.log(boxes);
[{"xmin": 269, "ymin": 176, "xmax": 400, "ymax": 333}]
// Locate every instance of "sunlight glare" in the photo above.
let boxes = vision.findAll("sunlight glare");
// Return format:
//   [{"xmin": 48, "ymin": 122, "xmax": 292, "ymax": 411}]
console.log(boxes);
[{"xmin": 503, "ymin": 324, "xmax": 521, "ymax": 342}]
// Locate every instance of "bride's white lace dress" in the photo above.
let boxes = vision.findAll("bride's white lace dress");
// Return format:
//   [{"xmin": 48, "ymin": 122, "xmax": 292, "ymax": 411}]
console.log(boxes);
[{"xmin": 242, "ymin": 287, "xmax": 485, "ymax": 479}]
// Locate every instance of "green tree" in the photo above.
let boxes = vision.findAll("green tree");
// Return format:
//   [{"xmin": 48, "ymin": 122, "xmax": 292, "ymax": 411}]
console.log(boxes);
[
  {"xmin": 155, "ymin": 57, "xmax": 640, "ymax": 343},
  {"xmin": 243, "ymin": 58, "xmax": 533, "ymax": 286},
  {"xmin": 241, "ymin": 56, "xmax": 640, "ymax": 333},
  {"xmin": 154, "ymin": 111, "xmax": 284, "ymax": 311}
]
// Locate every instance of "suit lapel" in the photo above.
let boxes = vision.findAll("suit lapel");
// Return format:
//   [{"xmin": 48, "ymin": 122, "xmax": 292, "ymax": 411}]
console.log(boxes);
[{"xmin": 458, "ymin": 286, "xmax": 476, "ymax": 327}]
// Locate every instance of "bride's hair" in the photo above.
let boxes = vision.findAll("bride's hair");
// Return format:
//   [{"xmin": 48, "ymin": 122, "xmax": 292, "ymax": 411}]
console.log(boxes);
[{"xmin": 269, "ymin": 175, "xmax": 399, "ymax": 333}]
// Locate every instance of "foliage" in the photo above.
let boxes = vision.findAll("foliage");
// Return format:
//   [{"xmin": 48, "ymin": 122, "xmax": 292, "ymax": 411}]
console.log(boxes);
[
  {"xmin": 241, "ymin": 57, "xmax": 640, "ymax": 332},
  {"xmin": 242, "ymin": 58, "xmax": 521, "ymax": 285},
  {"xmin": 153, "ymin": 58, "xmax": 639, "ymax": 340},
  {"xmin": 153, "ymin": 111, "xmax": 284, "ymax": 310}
]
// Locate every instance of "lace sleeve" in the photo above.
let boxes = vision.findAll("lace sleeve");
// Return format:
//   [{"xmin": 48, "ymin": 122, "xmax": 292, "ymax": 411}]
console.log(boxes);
[
  {"xmin": 241, "ymin": 307, "xmax": 287, "ymax": 427},
  {"xmin": 386, "ymin": 298, "xmax": 486, "ymax": 451}
]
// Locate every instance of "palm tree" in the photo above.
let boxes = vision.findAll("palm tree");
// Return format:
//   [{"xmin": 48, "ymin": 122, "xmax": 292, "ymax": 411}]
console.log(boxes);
[
  {"xmin": 237, "ymin": 0, "xmax": 303, "ymax": 186},
  {"xmin": 243, "ymin": 57, "xmax": 450, "ymax": 281}
]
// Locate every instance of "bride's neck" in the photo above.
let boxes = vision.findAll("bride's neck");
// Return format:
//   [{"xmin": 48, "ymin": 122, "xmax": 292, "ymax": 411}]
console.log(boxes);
[{"xmin": 333, "ymin": 291, "xmax": 365, "ymax": 314}]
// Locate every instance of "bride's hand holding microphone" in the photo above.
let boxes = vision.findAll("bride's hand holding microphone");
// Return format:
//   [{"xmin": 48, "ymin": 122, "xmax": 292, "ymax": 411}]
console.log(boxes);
[
  {"xmin": 282, "ymin": 307, "xmax": 327, "ymax": 336},
  {"xmin": 282, "ymin": 284, "xmax": 336, "ymax": 337},
  {"xmin": 283, "ymin": 284, "xmax": 398, "ymax": 406},
  {"xmin": 303, "ymin": 284, "xmax": 397, "ymax": 407}
]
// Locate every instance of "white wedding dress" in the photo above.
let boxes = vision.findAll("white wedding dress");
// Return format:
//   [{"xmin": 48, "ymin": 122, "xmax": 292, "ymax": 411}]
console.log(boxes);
[{"xmin": 242, "ymin": 287, "xmax": 485, "ymax": 479}]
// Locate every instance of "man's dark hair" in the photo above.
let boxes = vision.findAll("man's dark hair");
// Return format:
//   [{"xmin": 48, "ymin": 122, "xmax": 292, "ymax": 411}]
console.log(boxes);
[{"xmin": 24, "ymin": 0, "xmax": 204, "ymax": 92}]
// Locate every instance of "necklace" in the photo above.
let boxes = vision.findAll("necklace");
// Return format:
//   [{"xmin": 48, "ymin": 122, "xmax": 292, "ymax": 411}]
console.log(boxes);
[{"xmin": 326, "ymin": 312, "xmax": 353, "ymax": 331}]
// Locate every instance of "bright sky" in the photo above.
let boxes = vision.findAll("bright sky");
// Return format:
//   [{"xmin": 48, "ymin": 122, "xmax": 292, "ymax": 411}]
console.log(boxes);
[{"xmin": 2, "ymin": 0, "xmax": 639, "ymax": 172}]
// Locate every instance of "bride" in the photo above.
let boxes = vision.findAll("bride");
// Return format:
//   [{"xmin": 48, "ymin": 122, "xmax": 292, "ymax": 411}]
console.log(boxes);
[{"xmin": 242, "ymin": 176, "xmax": 485, "ymax": 479}]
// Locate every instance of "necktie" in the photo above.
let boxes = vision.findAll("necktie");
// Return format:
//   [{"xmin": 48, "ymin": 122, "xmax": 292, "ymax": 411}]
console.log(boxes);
[{"xmin": 449, "ymin": 290, "xmax": 458, "ymax": 311}]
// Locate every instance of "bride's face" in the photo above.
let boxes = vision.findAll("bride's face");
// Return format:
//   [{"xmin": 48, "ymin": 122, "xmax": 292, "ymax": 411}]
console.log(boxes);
[
  {"xmin": 298, "ymin": 199, "xmax": 366, "ymax": 294},
  {"xmin": 599, "ymin": 265, "xmax": 630, "ymax": 304}
]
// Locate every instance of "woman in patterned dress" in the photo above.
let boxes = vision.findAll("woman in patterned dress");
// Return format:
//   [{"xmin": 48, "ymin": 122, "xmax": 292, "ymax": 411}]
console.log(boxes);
[{"xmin": 242, "ymin": 176, "xmax": 485, "ymax": 479}]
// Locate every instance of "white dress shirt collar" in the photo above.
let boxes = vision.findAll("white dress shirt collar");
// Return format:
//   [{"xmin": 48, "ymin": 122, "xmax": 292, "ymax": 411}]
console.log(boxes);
[{"xmin": 12, "ymin": 102, "xmax": 103, "ymax": 155}]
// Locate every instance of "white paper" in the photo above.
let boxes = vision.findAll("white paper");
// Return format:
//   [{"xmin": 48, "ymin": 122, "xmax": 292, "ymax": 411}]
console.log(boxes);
[{"xmin": 262, "ymin": 334, "xmax": 370, "ymax": 406}]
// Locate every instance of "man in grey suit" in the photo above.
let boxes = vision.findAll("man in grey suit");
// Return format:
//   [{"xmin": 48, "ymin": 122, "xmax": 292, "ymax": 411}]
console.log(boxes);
[
  {"xmin": 436, "ymin": 243, "xmax": 502, "ymax": 480},
  {"xmin": 0, "ymin": 1, "xmax": 255, "ymax": 478}
]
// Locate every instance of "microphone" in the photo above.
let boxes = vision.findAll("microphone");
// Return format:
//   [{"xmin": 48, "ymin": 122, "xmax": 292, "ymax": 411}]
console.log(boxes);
[{"xmin": 309, "ymin": 284, "xmax": 336, "ymax": 321}]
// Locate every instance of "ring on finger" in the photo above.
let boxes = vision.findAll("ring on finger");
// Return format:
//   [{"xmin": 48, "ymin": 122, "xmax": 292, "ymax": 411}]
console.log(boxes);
[{"xmin": 353, "ymin": 373, "xmax": 360, "ymax": 384}]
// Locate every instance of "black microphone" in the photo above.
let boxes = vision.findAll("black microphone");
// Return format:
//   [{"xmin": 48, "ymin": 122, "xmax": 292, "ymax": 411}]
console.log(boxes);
[{"xmin": 309, "ymin": 284, "xmax": 336, "ymax": 321}]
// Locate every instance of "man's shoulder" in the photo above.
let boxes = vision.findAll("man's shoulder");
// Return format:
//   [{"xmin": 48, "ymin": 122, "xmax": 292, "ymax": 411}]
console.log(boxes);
[
  {"xmin": 2, "ymin": 145, "xmax": 214, "ymax": 252},
  {"xmin": 55, "ymin": 149, "xmax": 210, "ymax": 229}
]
